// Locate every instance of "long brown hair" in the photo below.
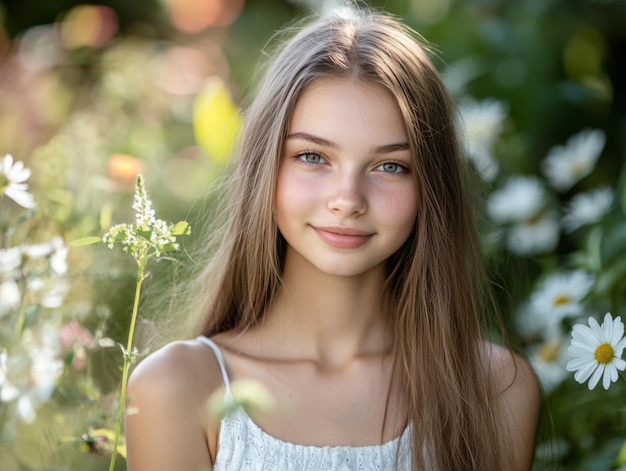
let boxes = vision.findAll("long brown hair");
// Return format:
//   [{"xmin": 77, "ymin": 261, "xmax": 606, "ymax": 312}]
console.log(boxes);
[{"xmin": 196, "ymin": 10, "xmax": 510, "ymax": 470}]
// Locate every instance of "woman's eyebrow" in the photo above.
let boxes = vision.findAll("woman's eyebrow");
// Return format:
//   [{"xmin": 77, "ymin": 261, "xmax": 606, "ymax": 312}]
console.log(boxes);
[
  {"xmin": 286, "ymin": 132, "xmax": 338, "ymax": 149},
  {"xmin": 374, "ymin": 142, "xmax": 409, "ymax": 154},
  {"xmin": 286, "ymin": 131, "xmax": 409, "ymax": 154}
]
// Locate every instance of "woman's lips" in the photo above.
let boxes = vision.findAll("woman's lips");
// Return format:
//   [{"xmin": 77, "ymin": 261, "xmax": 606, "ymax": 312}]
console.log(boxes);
[{"xmin": 313, "ymin": 226, "xmax": 373, "ymax": 249}]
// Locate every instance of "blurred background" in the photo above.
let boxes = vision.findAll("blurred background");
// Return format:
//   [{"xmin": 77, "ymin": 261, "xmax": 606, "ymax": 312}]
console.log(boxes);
[{"xmin": 0, "ymin": 0, "xmax": 625, "ymax": 469}]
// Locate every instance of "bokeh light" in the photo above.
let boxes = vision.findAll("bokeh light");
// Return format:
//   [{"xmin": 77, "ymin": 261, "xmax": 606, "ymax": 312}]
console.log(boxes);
[
  {"xmin": 164, "ymin": 0, "xmax": 245, "ymax": 33},
  {"xmin": 60, "ymin": 5, "xmax": 119, "ymax": 50}
]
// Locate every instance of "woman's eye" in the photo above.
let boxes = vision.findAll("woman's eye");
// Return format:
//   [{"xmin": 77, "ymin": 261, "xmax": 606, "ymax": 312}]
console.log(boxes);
[
  {"xmin": 378, "ymin": 162, "xmax": 405, "ymax": 174},
  {"xmin": 298, "ymin": 152, "xmax": 323, "ymax": 164}
]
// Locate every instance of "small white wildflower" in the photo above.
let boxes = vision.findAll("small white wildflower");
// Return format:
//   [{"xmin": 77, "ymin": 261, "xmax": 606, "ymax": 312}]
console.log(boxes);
[
  {"xmin": 487, "ymin": 176, "xmax": 546, "ymax": 223},
  {"xmin": 562, "ymin": 187, "xmax": 614, "ymax": 232},
  {"xmin": 21, "ymin": 236, "xmax": 69, "ymax": 275},
  {"xmin": 542, "ymin": 129, "xmax": 605, "ymax": 191},
  {"xmin": 132, "ymin": 176, "xmax": 156, "ymax": 230},
  {"xmin": 102, "ymin": 174, "xmax": 190, "ymax": 265},
  {"xmin": 49, "ymin": 236, "xmax": 69, "ymax": 275},
  {"xmin": 0, "ymin": 278, "xmax": 21, "ymax": 317},
  {"xmin": 529, "ymin": 338, "xmax": 569, "ymax": 393},
  {"xmin": 506, "ymin": 211, "xmax": 560, "ymax": 255},
  {"xmin": 0, "ymin": 247, "xmax": 22, "ymax": 276},
  {"xmin": 0, "ymin": 326, "xmax": 63, "ymax": 423},
  {"xmin": 530, "ymin": 270, "xmax": 594, "ymax": 327},
  {"xmin": 566, "ymin": 313, "xmax": 626, "ymax": 390},
  {"xmin": 458, "ymin": 98, "xmax": 509, "ymax": 181},
  {"xmin": 22, "ymin": 241, "xmax": 53, "ymax": 259},
  {"xmin": 28, "ymin": 276, "xmax": 69, "ymax": 308},
  {"xmin": 0, "ymin": 154, "xmax": 35, "ymax": 209}
]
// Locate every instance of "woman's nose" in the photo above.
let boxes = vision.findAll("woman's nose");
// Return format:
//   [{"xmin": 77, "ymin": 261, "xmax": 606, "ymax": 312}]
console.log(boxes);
[{"xmin": 327, "ymin": 171, "xmax": 368, "ymax": 217}]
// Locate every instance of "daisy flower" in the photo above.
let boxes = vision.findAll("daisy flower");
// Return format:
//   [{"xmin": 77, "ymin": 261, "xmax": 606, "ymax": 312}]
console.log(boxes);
[
  {"xmin": 0, "ymin": 154, "xmax": 35, "ymax": 209},
  {"xmin": 529, "ymin": 338, "xmax": 569, "ymax": 393},
  {"xmin": 458, "ymin": 98, "xmax": 508, "ymax": 181},
  {"xmin": 530, "ymin": 270, "xmax": 594, "ymax": 332},
  {"xmin": 542, "ymin": 129, "xmax": 605, "ymax": 191},
  {"xmin": 562, "ymin": 187, "xmax": 613, "ymax": 232},
  {"xmin": 506, "ymin": 210, "xmax": 560, "ymax": 256},
  {"xmin": 487, "ymin": 176, "xmax": 546, "ymax": 223},
  {"xmin": 566, "ymin": 313, "xmax": 626, "ymax": 390}
]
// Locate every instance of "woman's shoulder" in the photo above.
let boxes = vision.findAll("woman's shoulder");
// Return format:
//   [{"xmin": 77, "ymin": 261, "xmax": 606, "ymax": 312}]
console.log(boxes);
[
  {"xmin": 128, "ymin": 337, "xmax": 225, "ymax": 402},
  {"xmin": 482, "ymin": 342, "xmax": 539, "ymax": 396},
  {"xmin": 482, "ymin": 342, "xmax": 541, "ymax": 470}
]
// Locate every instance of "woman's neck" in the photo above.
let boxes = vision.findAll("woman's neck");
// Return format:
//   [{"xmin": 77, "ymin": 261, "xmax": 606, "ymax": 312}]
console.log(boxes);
[{"xmin": 258, "ymin": 251, "xmax": 392, "ymax": 371}]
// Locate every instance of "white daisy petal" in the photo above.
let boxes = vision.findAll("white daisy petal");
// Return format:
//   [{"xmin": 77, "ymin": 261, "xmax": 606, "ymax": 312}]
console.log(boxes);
[
  {"xmin": 611, "ymin": 317, "xmax": 624, "ymax": 345},
  {"xmin": 542, "ymin": 129, "xmax": 605, "ymax": 191},
  {"xmin": 572, "ymin": 323, "xmax": 600, "ymax": 344},
  {"xmin": 614, "ymin": 338, "xmax": 626, "ymax": 354},
  {"xmin": 588, "ymin": 364, "xmax": 604, "ymax": 390},
  {"xmin": 568, "ymin": 345, "xmax": 594, "ymax": 357},
  {"xmin": 566, "ymin": 357, "xmax": 595, "ymax": 371},
  {"xmin": 603, "ymin": 314, "xmax": 614, "ymax": 341},
  {"xmin": 601, "ymin": 366, "xmax": 613, "ymax": 390},
  {"xmin": 487, "ymin": 176, "xmax": 545, "ymax": 223},
  {"xmin": 588, "ymin": 317, "xmax": 604, "ymax": 339},
  {"xmin": 612, "ymin": 358, "xmax": 626, "ymax": 371},
  {"xmin": 562, "ymin": 187, "xmax": 613, "ymax": 232},
  {"xmin": 574, "ymin": 362, "xmax": 598, "ymax": 384},
  {"xmin": 0, "ymin": 154, "xmax": 36, "ymax": 209}
]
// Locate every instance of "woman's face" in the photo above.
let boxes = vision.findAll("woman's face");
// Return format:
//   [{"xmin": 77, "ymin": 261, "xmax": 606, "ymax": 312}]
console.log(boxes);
[{"xmin": 275, "ymin": 77, "xmax": 418, "ymax": 278}]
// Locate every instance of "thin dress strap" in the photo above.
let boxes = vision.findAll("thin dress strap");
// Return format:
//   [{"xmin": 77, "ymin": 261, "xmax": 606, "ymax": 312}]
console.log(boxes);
[{"xmin": 196, "ymin": 336, "xmax": 232, "ymax": 397}]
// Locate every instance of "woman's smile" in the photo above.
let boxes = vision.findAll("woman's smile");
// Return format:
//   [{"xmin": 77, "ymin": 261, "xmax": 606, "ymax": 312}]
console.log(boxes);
[{"xmin": 312, "ymin": 225, "xmax": 375, "ymax": 249}]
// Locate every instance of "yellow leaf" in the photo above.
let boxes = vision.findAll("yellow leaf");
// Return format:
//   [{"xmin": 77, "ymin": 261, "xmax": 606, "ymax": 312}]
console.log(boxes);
[
  {"xmin": 91, "ymin": 428, "xmax": 116, "ymax": 440},
  {"xmin": 91, "ymin": 428, "xmax": 126, "ymax": 458},
  {"xmin": 193, "ymin": 76, "xmax": 241, "ymax": 164}
]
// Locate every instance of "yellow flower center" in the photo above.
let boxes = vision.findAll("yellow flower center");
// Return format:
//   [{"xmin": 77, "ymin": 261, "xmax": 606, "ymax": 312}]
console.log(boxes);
[
  {"xmin": 594, "ymin": 343, "xmax": 615, "ymax": 365},
  {"xmin": 539, "ymin": 341, "xmax": 561, "ymax": 362},
  {"xmin": 553, "ymin": 295, "xmax": 570, "ymax": 306}
]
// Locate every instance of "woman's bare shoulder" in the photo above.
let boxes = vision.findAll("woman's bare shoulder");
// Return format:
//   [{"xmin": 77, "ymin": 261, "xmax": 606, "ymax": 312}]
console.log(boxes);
[
  {"xmin": 125, "ymin": 338, "xmax": 225, "ymax": 470},
  {"xmin": 483, "ymin": 342, "xmax": 541, "ymax": 470},
  {"xmin": 482, "ymin": 342, "xmax": 539, "ymax": 396},
  {"xmin": 129, "ymin": 338, "xmax": 223, "ymax": 395}
]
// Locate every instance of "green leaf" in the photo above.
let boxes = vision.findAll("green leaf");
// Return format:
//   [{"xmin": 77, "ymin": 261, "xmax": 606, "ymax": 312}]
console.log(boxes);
[
  {"xmin": 615, "ymin": 438, "xmax": 626, "ymax": 465},
  {"xmin": 170, "ymin": 220, "xmax": 191, "ymax": 236},
  {"xmin": 601, "ymin": 221, "xmax": 626, "ymax": 264},
  {"xmin": 595, "ymin": 256, "xmax": 626, "ymax": 296},
  {"xmin": 70, "ymin": 236, "xmax": 102, "ymax": 247},
  {"xmin": 136, "ymin": 228, "xmax": 152, "ymax": 241}
]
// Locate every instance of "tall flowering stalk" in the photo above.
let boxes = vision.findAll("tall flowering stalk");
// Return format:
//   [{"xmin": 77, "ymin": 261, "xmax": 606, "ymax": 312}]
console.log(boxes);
[{"xmin": 74, "ymin": 174, "xmax": 190, "ymax": 470}]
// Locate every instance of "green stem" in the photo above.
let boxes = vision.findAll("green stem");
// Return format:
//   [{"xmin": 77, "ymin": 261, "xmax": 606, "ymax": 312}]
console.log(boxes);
[
  {"xmin": 15, "ymin": 305, "xmax": 26, "ymax": 336},
  {"xmin": 15, "ymin": 269, "xmax": 28, "ymax": 336},
  {"xmin": 108, "ymin": 259, "xmax": 146, "ymax": 471}
]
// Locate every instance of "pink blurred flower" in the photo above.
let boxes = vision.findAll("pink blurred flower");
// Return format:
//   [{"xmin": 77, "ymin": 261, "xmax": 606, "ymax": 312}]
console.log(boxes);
[{"xmin": 60, "ymin": 320, "xmax": 96, "ymax": 370}]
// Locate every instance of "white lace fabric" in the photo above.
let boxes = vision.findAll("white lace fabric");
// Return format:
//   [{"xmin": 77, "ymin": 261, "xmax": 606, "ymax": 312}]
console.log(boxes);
[{"xmin": 213, "ymin": 406, "xmax": 411, "ymax": 470}]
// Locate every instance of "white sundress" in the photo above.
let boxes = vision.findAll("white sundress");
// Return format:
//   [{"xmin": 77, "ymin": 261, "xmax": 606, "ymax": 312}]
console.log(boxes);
[{"xmin": 196, "ymin": 336, "xmax": 412, "ymax": 471}]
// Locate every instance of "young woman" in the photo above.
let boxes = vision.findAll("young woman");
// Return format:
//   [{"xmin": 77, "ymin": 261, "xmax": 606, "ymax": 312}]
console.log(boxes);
[{"xmin": 125, "ymin": 10, "xmax": 540, "ymax": 471}]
